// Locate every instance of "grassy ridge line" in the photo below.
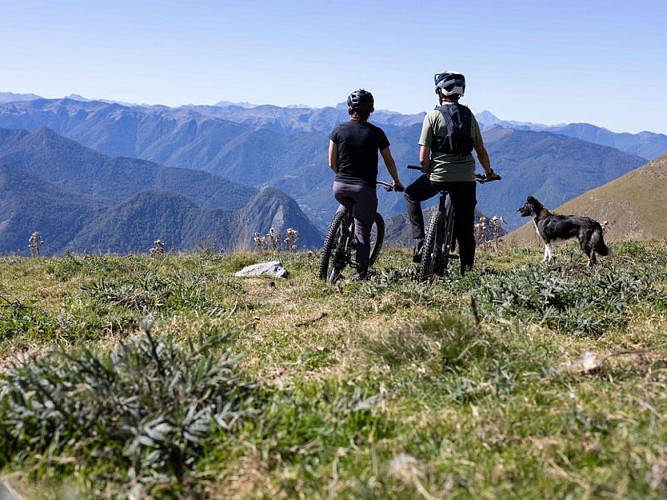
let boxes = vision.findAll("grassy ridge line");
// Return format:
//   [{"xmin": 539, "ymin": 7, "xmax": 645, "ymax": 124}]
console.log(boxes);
[
  {"xmin": 505, "ymin": 156, "xmax": 667, "ymax": 246},
  {"xmin": 0, "ymin": 244, "xmax": 666, "ymax": 498}
]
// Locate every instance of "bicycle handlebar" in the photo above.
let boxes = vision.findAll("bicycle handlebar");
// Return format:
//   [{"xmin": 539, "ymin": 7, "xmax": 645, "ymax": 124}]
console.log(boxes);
[
  {"xmin": 407, "ymin": 164, "xmax": 500, "ymax": 183},
  {"xmin": 377, "ymin": 180, "xmax": 404, "ymax": 192},
  {"xmin": 475, "ymin": 173, "xmax": 501, "ymax": 183}
]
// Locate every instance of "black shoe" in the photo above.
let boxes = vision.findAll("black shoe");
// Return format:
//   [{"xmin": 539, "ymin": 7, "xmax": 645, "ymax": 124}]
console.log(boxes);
[{"xmin": 412, "ymin": 239, "xmax": 424, "ymax": 263}]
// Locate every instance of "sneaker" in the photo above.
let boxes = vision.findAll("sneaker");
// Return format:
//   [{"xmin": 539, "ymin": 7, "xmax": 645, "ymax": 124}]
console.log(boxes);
[
  {"xmin": 351, "ymin": 273, "xmax": 368, "ymax": 282},
  {"xmin": 412, "ymin": 239, "xmax": 424, "ymax": 263}
]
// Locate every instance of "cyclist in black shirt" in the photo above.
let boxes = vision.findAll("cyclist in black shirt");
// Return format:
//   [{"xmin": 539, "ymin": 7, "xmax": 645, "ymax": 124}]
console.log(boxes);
[{"xmin": 329, "ymin": 89, "xmax": 404, "ymax": 280}]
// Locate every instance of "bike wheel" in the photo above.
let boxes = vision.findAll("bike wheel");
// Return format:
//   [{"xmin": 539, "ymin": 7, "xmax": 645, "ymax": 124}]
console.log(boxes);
[
  {"xmin": 368, "ymin": 213, "xmax": 385, "ymax": 267},
  {"xmin": 418, "ymin": 210, "xmax": 444, "ymax": 282},
  {"xmin": 318, "ymin": 211, "xmax": 350, "ymax": 283}
]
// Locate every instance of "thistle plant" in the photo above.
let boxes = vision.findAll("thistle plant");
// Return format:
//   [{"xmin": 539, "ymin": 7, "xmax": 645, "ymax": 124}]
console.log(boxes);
[
  {"xmin": 254, "ymin": 227, "xmax": 299, "ymax": 251},
  {"xmin": 0, "ymin": 320, "xmax": 259, "ymax": 493},
  {"xmin": 284, "ymin": 228, "xmax": 299, "ymax": 252},
  {"xmin": 475, "ymin": 215, "xmax": 506, "ymax": 249}
]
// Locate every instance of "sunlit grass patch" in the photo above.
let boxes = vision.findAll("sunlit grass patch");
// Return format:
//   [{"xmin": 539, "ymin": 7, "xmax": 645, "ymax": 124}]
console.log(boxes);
[{"xmin": 1, "ymin": 243, "xmax": 666, "ymax": 497}]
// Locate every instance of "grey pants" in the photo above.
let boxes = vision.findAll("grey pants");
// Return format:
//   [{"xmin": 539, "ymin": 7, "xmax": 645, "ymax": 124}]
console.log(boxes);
[{"xmin": 332, "ymin": 181, "xmax": 377, "ymax": 278}]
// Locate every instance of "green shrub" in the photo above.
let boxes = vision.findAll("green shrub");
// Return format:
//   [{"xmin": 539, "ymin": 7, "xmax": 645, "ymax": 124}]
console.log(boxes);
[
  {"xmin": 0, "ymin": 321, "xmax": 258, "ymax": 494},
  {"xmin": 474, "ymin": 265, "xmax": 654, "ymax": 336}
]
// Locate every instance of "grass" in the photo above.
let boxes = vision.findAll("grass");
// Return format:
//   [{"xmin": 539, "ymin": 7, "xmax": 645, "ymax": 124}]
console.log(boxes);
[{"xmin": 1, "ymin": 243, "xmax": 667, "ymax": 498}]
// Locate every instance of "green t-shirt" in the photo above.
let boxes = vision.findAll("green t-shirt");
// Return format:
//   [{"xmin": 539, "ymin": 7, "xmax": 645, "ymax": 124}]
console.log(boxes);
[{"xmin": 418, "ymin": 104, "xmax": 483, "ymax": 183}]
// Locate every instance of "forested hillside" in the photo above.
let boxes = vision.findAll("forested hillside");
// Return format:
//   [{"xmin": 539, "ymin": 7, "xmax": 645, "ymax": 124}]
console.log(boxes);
[{"xmin": 0, "ymin": 127, "xmax": 323, "ymax": 255}]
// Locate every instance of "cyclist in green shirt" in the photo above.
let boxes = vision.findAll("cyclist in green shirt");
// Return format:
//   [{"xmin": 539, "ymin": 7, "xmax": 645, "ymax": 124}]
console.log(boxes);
[{"xmin": 405, "ymin": 71, "xmax": 500, "ymax": 275}]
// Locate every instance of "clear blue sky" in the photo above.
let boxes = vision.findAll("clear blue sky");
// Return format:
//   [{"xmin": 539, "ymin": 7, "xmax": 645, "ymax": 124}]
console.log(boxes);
[{"xmin": 2, "ymin": 0, "xmax": 666, "ymax": 134}]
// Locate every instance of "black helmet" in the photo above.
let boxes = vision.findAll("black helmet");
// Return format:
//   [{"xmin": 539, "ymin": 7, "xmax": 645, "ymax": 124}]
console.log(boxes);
[
  {"xmin": 434, "ymin": 71, "xmax": 465, "ymax": 97},
  {"xmin": 347, "ymin": 89, "xmax": 374, "ymax": 112}
]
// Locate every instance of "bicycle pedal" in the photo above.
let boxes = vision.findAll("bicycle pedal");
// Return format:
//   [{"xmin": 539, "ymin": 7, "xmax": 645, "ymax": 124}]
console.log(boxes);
[{"xmin": 447, "ymin": 254, "xmax": 459, "ymax": 260}]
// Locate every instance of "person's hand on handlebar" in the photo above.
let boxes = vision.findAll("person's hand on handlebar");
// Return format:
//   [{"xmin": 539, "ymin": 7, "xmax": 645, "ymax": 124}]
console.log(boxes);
[
  {"xmin": 393, "ymin": 180, "xmax": 405, "ymax": 192},
  {"xmin": 483, "ymin": 169, "xmax": 501, "ymax": 181}
]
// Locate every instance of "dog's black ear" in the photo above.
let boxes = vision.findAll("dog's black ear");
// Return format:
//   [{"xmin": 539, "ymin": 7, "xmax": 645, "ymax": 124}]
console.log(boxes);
[{"xmin": 527, "ymin": 196, "xmax": 537, "ymax": 203}]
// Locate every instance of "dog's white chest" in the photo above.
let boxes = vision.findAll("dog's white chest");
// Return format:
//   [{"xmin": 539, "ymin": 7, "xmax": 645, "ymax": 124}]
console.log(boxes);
[{"xmin": 532, "ymin": 219, "xmax": 541, "ymax": 238}]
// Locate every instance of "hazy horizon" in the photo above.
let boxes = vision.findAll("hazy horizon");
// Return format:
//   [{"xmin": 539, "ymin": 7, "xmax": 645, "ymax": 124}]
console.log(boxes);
[{"xmin": 2, "ymin": 0, "xmax": 666, "ymax": 134}]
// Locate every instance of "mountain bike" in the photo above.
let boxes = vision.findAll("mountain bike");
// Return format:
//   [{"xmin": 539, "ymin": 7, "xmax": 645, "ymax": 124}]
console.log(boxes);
[
  {"xmin": 318, "ymin": 181, "xmax": 400, "ymax": 283},
  {"xmin": 407, "ymin": 165, "xmax": 500, "ymax": 282}
]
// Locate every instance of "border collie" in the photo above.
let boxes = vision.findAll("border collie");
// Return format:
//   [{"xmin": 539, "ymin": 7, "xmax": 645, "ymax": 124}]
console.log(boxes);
[{"xmin": 518, "ymin": 196, "xmax": 611, "ymax": 265}]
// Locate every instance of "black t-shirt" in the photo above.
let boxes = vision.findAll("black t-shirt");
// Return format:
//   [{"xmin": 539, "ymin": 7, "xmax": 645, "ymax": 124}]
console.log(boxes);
[{"xmin": 329, "ymin": 120, "xmax": 390, "ymax": 186}]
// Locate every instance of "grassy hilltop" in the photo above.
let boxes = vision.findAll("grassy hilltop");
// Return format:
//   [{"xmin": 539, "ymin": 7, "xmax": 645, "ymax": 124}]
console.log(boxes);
[{"xmin": 1, "ymin": 243, "xmax": 667, "ymax": 498}]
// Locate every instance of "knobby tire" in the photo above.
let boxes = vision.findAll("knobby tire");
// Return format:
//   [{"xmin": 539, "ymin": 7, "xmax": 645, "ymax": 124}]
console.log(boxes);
[
  {"xmin": 319, "ymin": 211, "xmax": 348, "ymax": 283},
  {"xmin": 419, "ymin": 210, "xmax": 444, "ymax": 282},
  {"xmin": 441, "ymin": 201, "xmax": 455, "ymax": 274},
  {"xmin": 419, "ymin": 197, "xmax": 455, "ymax": 282},
  {"xmin": 369, "ymin": 213, "xmax": 385, "ymax": 267}
]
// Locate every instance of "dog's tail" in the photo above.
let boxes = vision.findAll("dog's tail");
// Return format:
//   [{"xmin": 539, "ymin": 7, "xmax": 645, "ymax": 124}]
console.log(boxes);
[{"xmin": 591, "ymin": 227, "xmax": 611, "ymax": 257}]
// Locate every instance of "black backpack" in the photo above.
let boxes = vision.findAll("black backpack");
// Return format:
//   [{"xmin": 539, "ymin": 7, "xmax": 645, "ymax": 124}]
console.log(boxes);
[{"xmin": 430, "ymin": 104, "xmax": 474, "ymax": 155}]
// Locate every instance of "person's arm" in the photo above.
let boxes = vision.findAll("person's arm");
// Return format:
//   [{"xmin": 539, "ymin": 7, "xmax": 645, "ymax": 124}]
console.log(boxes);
[
  {"xmin": 471, "ymin": 113, "xmax": 500, "ymax": 179},
  {"xmin": 474, "ymin": 143, "xmax": 500, "ymax": 179},
  {"xmin": 380, "ymin": 146, "xmax": 404, "ymax": 191},
  {"xmin": 417, "ymin": 113, "xmax": 434, "ymax": 174},
  {"xmin": 328, "ymin": 140, "xmax": 338, "ymax": 173},
  {"xmin": 419, "ymin": 145, "xmax": 431, "ymax": 173}
]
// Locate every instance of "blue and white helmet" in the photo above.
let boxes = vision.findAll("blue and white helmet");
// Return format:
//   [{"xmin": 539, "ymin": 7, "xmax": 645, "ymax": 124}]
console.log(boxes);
[{"xmin": 434, "ymin": 71, "xmax": 465, "ymax": 97}]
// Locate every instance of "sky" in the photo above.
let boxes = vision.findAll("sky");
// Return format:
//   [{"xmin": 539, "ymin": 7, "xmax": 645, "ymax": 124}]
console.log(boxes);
[{"xmin": 2, "ymin": 0, "xmax": 667, "ymax": 134}]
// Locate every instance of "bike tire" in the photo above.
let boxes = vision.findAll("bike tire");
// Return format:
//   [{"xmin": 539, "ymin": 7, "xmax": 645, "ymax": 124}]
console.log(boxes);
[
  {"xmin": 438, "ymin": 199, "xmax": 455, "ymax": 276},
  {"xmin": 418, "ymin": 210, "xmax": 444, "ymax": 282},
  {"xmin": 318, "ymin": 211, "xmax": 349, "ymax": 283},
  {"xmin": 369, "ymin": 212, "xmax": 385, "ymax": 267}
]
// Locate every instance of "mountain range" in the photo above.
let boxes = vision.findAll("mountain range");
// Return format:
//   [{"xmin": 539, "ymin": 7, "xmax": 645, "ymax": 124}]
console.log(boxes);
[
  {"xmin": 0, "ymin": 97, "xmax": 659, "ymax": 231},
  {"xmin": 0, "ymin": 93, "xmax": 666, "ymax": 254},
  {"xmin": 0, "ymin": 127, "xmax": 323, "ymax": 255},
  {"xmin": 475, "ymin": 111, "xmax": 667, "ymax": 160}
]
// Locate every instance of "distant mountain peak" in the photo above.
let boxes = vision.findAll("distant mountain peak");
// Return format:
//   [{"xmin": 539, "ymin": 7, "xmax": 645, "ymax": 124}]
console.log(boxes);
[
  {"xmin": 0, "ymin": 91, "xmax": 42, "ymax": 103},
  {"xmin": 214, "ymin": 100, "xmax": 258, "ymax": 109},
  {"xmin": 65, "ymin": 94, "xmax": 90, "ymax": 102},
  {"xmin": 476, "ymin": 110, "xmax": 501, "ymax": 124}
]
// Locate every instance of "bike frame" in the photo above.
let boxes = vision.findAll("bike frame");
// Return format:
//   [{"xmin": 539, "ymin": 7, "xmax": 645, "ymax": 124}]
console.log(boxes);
[{"xmin": 407, "ymin": 165, "xmax": 497, "ymax": 282}]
